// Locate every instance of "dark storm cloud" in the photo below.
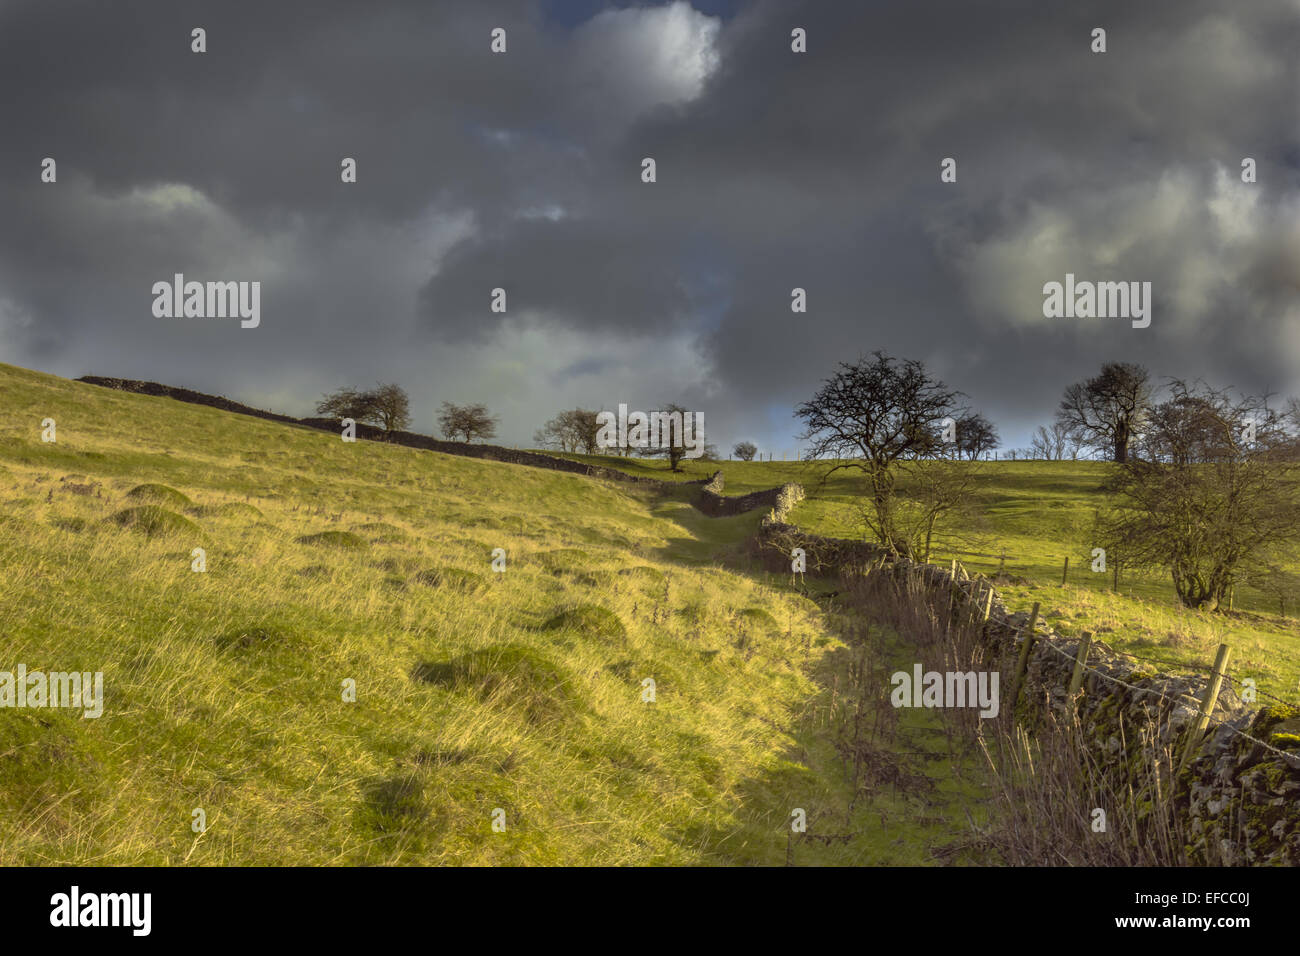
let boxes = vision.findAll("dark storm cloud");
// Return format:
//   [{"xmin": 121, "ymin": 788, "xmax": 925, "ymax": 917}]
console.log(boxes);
[
  {"xmin": 593, "ymin": 0, "xmax": 1300, "ymax": 442},
  {"xmin": 0, "ymin": 0, "xmax": 1295, "ymax": 450},
  {"xmin": 420, "ymin": 214, "xmax": 705, "ymax": 341}
]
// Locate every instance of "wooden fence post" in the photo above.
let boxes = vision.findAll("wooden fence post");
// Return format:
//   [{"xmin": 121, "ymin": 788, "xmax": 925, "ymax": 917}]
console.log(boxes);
[
  {"xmin": 1177, "ymin": 643, "xmax": 1232, "ymax": 774},
  {"xmin": 1011, "ymin": 602, "xmax": 1041, "ymax": 708},
  {"xmin": 1068, "ymin": 631, "xmax": 1093, "ymax": 698},
  {"xmin": 948, "ymin": 559, "xmax": 958, "ymax": 618},
  {"xmin": 1061, "ymin": 556, "xmax": 1069, "ymax": 586}
]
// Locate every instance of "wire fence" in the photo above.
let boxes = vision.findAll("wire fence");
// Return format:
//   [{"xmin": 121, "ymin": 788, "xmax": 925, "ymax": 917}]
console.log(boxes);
[
  {"xmin": 1035, "ymin": 637, "xmax": 1300, "ymax": 768},
  {"xmin": 938, "ymin": 549, "xmax": 1297, "ymax": 617},
  {"xmin": 934, "ymin": 566, "xmax": 1300, "ymax": 769},
  {"xmin": 939, "ymin": 558, "xmax": 1292, "ymax": 686}
]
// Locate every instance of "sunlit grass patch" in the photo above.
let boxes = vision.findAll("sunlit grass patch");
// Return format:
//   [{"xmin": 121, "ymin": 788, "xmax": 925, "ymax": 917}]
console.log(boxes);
[{"xmin": 0, "ymin": 361, "xmax": 864, "ymax": 866}]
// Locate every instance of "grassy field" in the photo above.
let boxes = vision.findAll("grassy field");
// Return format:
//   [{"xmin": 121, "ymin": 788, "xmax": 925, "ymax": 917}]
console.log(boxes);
[
  {"xmin": 557, "ymin": 453, "xmax": 1300, "ymax": 702},
  {"xmin": 0, "ymin": 362, "xmax": 987, "ymax": 865}
]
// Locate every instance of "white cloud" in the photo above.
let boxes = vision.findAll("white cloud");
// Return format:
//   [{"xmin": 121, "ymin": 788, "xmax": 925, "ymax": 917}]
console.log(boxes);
[
  {"xmin": 944, "ymin": 164, "xmax": 1293, "ymax": 343},
  {"xmin": 570, "ymin": 1, "xmax": 721, "ymax": 119}
]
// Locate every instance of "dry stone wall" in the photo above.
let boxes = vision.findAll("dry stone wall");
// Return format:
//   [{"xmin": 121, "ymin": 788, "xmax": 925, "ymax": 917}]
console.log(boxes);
[{"xmin": 694, "ymin": 470, "xmax": 803, "ymax": 517}]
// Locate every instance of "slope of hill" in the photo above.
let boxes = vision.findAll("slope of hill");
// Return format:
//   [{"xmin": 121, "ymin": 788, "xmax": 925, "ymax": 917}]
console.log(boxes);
[
  {"xmin": 74, "ymin": 374, "xmax": 678, "ymax": 487},
  {"xmin": 0, "ymin": 363, "xmax": 986, "ymax": 865}
]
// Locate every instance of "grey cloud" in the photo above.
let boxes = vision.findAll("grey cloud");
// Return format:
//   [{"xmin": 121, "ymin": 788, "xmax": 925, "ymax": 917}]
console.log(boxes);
[{"xmin": 0, "ymin": 0, "xmax": 1295, "ymax": 454}]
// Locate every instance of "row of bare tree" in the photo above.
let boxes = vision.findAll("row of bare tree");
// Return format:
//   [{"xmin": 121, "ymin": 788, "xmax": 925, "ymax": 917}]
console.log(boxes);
[
  {"xmin": 316, "ymin": 385, "xmax": 497, "ymax": 443},
  {"xmin": 317, "ymin": 388, "xmax": 716, "ymax": 470}
]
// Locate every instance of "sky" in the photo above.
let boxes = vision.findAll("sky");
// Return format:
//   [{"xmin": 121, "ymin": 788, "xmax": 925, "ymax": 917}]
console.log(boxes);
[{"xmin": 0, "ymin": 0, "xmax": 1297, "ymax": 454}]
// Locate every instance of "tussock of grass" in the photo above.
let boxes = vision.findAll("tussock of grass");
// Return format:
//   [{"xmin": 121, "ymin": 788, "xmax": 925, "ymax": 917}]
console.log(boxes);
[
  {"xmin": 738, "ymin": 607, "xmax": 779, "ymax": 630},
  {"xmin": 362, "ymin": 772, "xmax": 432, "ymax": 830},
  {"xmin": 413, "ymin": 567, "xmax": 486, "ymax": 593},
  {"xmin": 542, "ymin": 605, "xmax": 627, "ymax": 642},
  {"xmin": 413, "ymin": 644, "xmax": 582, "ymax": 725},
  {"xmin": 125, "ymin": 483, "xmax": 192, "ymax": 508},
  {"xmin": 0, "ymin": 712, "xmax": 105, "ymax": 824},
  {"xmin": 534, "ymin": 548, "xmax": 592, "ymax": 573},
  {"xmin": 296, "ymin": 530, "xmax": 367, "ymax": 550},
  {"xmin": 353, "ymin": 522, "xmax": 409, "ymax": 543},
  {"xmin": 108, "ymin": 505, "xmax": 202, "ymax": 538},
  {"xmin": 619, "ymin": 564, "xmax": 664, "ymax": 579},
  {"xmin": 191, "ymin": 502, "xmax": 263, "ymax": 520},
  {"xmin": 212, "ymin": 624, "xmax": 300, "ymax": 653}
]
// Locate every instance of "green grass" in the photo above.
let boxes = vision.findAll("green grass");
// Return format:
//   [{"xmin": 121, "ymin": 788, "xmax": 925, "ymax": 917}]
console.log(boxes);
[
  {"xmin": 555, "ymin": 453, "xmax": 1300, "ymax": 701},
  {"xmin": 0, "ymin": 362, "xmax": 985, "ymax": 865}
]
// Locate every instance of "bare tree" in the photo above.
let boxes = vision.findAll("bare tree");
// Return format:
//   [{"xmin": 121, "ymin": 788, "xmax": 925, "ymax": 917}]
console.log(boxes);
[
  {"xmin": 316, "ymin": 386, "xmax": 370, "ymax": 422},
  {"xmin": 534, "ymin": 418, "xmax": 573, "ymax": 452},
  {"xmin": 1279, "ymin": 396, "xmax": 1300, "ymax": 461},
  {"xmin": 572, "ymin": 408, "xmax": 602, "ymax": 454},
  {"xmin": 1095, "ymin": 380, "xmax": 1300, "ymax": 611},
  {"xmin": 733, "ymin": 441, "xmax": 757, "ymax": 461},
  {"xmin": 1056, "ymin": 362, "xmax": 1152, "ymax": 463},
  {"xmin": 1029, "ymin": 421, "xmax": 1081, "ymax": 460},
  {"xmin": 535, "ymin": 408, "xmax": 601, "ymax": 454},
  {"xmin": 895, "ymin": 460, "xmax": 990, "ymax": 563},
  {"xmin": 635, "ymin": 402, "xmax": 700, "ymax": 472},
  {"xmin": 367, "ymin": 384, "xmax": 411, "ymax": 435},
  {"xmin": 1256, "ymin": 564, "xmax": 1300, "ymax": 617},
  {"xmin": 796, "ymin": 351, "xmax": 965, "ymax": 554},
  {"xmin": 956, "ymin": 412, "xmax": 999, "ymax": 461},
  {"xmin": 316, "ymin": 383, "xmax": 410, "ymax": 438},
  {"xmin": 438, "ymin": 402, "xmax": 498, "ymax": 443}
]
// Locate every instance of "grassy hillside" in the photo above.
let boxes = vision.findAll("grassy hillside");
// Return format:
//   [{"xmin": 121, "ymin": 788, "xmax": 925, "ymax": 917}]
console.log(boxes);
[
  {"xmin": 0, "ymin": 363, "xmax": 986, "ymax": 865},
  {"xmin": 557, "ymin": 453, "xmax": 1300, "ymax": 701}
]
